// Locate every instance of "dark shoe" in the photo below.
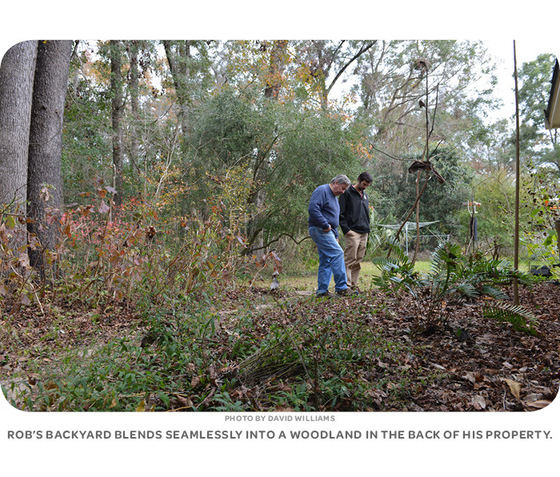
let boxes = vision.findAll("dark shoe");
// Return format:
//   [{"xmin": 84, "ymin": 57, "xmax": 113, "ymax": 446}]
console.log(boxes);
[
  {"xmin": 316, "ymin": 291, "xmax": 335, "ymax": 298},
  {"xmin": 336, "ymin": 288, "xmax": 358, "ymax": 296}
]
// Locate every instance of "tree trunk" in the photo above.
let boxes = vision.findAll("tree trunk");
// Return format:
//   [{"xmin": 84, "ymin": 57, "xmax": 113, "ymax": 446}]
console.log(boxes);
[
  {"xmin": 27, "ymin": 40, "xmax": 72, "ymax": 276},
  {"xmin": 163, "ymin": 40, "xmax": 191, "ymax": 133},
  {"xmin": 0, "ymin": 41, "xmax": 37, "ymax": 211},
  {"xmin": 127, "ymin": 41, "xmax": 140, "ymax": 173},
  {"xmin": 264, "ymin": 41, "xmax": 288, "ymax": 99},
  {"xmin": 111, "ymin": 40, "xmax": 124, "ymax": 208}
]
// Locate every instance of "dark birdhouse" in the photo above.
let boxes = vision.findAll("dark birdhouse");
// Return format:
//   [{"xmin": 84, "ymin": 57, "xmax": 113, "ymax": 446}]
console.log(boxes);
[{"xmin": 270, "ymin": 270, "xmax": 280, "ymax": 291}]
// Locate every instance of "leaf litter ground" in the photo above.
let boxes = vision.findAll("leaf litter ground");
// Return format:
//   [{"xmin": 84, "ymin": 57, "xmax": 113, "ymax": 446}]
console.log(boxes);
[{"xmin": 1, "ymin": 281, "xmax": 558, "ymax": 412}]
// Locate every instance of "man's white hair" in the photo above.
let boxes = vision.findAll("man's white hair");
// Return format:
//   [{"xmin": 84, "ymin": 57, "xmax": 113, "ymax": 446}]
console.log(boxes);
[{"xmin": 330, "ymin": 174, "xmax": 351, "ymax": 186}]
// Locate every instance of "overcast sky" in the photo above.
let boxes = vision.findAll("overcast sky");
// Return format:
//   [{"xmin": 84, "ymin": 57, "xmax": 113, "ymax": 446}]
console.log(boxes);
[
  {"xmin": 1, "ymin": 3, "xmax": 560, "ymax": 477},
  {"xmin": 483, "ymin": 39, "xmax": 559, "ymax": 119}
]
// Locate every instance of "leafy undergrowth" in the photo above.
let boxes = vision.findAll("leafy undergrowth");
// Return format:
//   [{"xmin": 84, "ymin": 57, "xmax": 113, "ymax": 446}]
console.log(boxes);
[{"xmin": 1, "ymin": 282, "xmax": 559, "ymax": 412}]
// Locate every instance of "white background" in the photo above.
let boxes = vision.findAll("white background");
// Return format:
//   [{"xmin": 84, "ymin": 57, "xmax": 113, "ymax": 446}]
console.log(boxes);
[{"xmin": 1, "ymin": 2, "xmax": 559, "ymax": 475}]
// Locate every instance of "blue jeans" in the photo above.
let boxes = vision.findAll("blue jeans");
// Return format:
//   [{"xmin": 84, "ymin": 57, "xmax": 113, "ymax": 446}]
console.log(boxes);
[{"xmin": 308, "ymin": 227, "xmax": 348, "ymax": 295}]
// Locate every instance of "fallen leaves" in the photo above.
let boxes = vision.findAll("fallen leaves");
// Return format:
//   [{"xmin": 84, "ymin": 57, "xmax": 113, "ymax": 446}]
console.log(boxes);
[
  {"xmin": 525, "ymin": 400, "xmax": 552, "ymax": 410},
  {"xmin": 1, "ymin": 281, "xmax": 559, "ymax": 412},
  {"xmin": 471, "ymin": 394, "xmax": 487, "ymax": 410},
  {"xmin": 504, "ymin": 378, "xmax": 521, "ymax": 400}
]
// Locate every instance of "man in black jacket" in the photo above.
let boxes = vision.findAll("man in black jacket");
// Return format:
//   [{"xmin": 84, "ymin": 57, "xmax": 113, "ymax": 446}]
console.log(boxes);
[{"xmin": 339, "ymin": 171, "xmax": 373, "ymax": 291}]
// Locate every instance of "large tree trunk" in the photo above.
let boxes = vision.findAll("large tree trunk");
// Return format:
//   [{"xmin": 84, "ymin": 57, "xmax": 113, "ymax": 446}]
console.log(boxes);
[
  {"xmin": 0, "ymin": 41, "xmax": 37, "ymax": 211},
  {"xmin": 27, "ymin": 40, "xmax": 72, "ymax": 275}
]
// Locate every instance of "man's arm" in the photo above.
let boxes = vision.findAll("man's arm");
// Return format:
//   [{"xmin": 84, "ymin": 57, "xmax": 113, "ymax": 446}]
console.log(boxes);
[
  {"xmin": 339, "ymin": 191, "xmax": 350, "ymax": 235},
  {"xmin": 308, "ymin": 187, "xmax": 330, "ymax": 230}
]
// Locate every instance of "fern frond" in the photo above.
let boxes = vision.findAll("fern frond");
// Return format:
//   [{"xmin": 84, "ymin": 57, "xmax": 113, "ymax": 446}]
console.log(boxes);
[
  {"xmin": 483, "ymin": 302, "xmax": 538, "ymax": 335},
  {"xmin": 453, "ymin": 282, "xmax": 479, "ymax": 299},
  {"xmin": 480, "ymin": 284, "xmax": 509, "ymax": 300},
  {"xmin": 430, "ymin": 242, "xmax": 461, "ymax": 273}
]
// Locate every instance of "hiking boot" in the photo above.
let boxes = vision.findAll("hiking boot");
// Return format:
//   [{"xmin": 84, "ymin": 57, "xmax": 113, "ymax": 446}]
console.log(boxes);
[
  {"xmin": 316, "ymin": 291, "xmax": 336, "ymax": 298},
  {"xmin": 336, "ymin": 288, "xmax": 358, "ymax": 296}
]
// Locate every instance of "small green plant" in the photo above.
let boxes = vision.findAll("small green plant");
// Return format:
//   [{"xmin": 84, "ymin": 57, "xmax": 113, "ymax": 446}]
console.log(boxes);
[
  {"xmin": 523, "ymin": 230, "xmax": 560, "ymax": 280},
  {"xmin": 211, "ymin": 391, "xmax": 246, "ymax": 411},
  {"xmin": 421, "ymin": 242, "xmax": 527, "ymax": 303},
  {"xmin": 271, "ymin": 382, "xmax": 313, "ymax": 411},
  {"xmin": 371, "ymin": 241, "xmax": 420, "ymax": 297},
  {"xmin": 422, "ymin": 244, "xmax": 539, "ymax": 332}
]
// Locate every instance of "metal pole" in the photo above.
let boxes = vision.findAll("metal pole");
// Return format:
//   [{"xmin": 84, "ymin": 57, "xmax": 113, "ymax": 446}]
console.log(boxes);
[{"xmin": 513, "ymin": 40, "xmax": 521, "ymax": 305}]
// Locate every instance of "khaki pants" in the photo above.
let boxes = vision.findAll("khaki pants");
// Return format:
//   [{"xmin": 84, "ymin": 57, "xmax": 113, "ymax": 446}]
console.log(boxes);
[{"xmin": 343, "ymin": 230, "xmax": 368, "ymax": 288}]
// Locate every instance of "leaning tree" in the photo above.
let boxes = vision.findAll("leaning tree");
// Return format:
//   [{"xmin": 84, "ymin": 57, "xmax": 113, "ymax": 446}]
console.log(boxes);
[{"xmin": 27, "ymin": 40, "xmax": 73, "ymax": 275}]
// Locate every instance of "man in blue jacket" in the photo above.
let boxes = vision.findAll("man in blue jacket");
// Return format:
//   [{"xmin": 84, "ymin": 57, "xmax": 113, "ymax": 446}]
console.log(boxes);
[
  {"xmin": 308, "ymin": 174, "xmax": 352, "ymax": 297},
  {"xmin": 339, "ymin": 171, "xmax": 373, "ymax": 291}
]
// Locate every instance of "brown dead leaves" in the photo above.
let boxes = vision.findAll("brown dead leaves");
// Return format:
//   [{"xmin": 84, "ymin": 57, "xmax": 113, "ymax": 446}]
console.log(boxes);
[{"xmin": 1, "ymin": 281, "xmax": 559, "ymax": 412}]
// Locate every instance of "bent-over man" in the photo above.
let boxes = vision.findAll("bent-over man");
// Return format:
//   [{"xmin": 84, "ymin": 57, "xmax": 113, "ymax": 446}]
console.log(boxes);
[{"xmin": 308, "ymin": 174, "xmax": 352, "ymax": 297}]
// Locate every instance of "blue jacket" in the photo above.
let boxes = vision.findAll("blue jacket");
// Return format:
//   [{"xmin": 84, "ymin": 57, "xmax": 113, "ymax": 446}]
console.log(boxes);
[{"xmin": 308, "ymin": 184, "xmax": 340, "ymax": 239}]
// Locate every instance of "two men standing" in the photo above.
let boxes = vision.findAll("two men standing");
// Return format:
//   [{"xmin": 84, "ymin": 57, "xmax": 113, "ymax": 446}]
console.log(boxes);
[{"xmin": 308, "ymin": 172, "xmax": 372, "ymax": 297}]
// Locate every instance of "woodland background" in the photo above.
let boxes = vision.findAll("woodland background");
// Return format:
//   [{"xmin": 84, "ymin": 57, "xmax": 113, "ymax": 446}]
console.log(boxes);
[
  {"xmin": 3, "ymin": 40, "xmax": 560, "ymax": 272},
  {"xmin": 0, "ymin": 40, "xmax": 559, "ymax": 412}
]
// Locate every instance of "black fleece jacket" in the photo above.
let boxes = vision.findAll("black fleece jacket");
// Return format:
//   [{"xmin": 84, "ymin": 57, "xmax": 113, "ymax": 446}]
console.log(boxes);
[{"xmin": 339, "ymin": 185, "xmax": 371, "ymax": 235}]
